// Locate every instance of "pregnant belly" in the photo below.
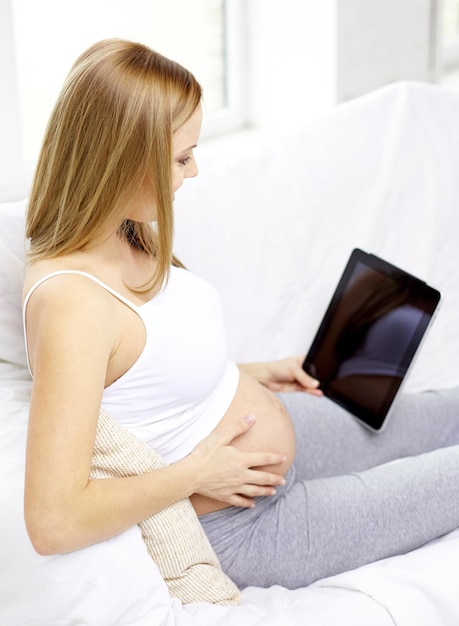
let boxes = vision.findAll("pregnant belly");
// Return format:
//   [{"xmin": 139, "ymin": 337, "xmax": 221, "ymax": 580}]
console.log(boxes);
[{"xmin": 190, "ymin": 370, "xmax": 296, "ymax": 515}]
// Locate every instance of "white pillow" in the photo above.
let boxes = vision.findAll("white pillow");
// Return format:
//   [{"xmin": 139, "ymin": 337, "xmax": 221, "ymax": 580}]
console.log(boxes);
[{"xmin": 0, "ymin": 200, "xmax": 28, "ymax": 368}]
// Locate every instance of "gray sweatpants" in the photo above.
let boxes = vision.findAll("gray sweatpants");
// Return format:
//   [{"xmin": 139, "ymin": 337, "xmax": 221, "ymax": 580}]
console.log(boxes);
[{"xmin": 199, "ymin": 388, "xmax": 459, "ymax": 589}]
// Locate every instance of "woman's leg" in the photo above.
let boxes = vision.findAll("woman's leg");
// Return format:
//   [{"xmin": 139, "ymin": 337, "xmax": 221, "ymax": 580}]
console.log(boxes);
[
  {"xmin": 200, "ymin": 444, "xmax": 459, "ymax": 589},
  {"xmin": 278, "ymin": 387, "xmax": 459, "ymax": 479}
]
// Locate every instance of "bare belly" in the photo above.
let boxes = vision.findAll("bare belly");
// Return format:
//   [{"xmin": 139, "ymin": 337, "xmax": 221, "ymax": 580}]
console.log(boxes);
[{"xmin": 190, "ymin": 371, "xmax": 296, "ymax": 515}]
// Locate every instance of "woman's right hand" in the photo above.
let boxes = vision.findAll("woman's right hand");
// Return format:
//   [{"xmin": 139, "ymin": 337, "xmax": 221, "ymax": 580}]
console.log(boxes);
[{"xmin": 188, "ymin": 414, "xmax": 287, "ymax": 508}]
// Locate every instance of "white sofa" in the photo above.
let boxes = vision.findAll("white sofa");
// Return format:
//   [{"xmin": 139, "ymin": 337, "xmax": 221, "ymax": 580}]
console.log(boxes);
[{"xmin": 1, "ymin": 81, "xmax": 459, "ymax": 625}]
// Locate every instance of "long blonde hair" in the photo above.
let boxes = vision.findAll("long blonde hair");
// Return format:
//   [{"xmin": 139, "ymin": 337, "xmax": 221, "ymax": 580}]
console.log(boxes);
[{"xmin": 26, "ymin": 38, "xmax": 202, "ymax": 291}]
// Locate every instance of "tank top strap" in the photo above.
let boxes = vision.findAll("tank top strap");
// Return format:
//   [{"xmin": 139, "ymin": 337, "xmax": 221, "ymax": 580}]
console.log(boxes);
[{"xmin": 23, "ymin": 269, "xmax": 142, "ymax": 312}]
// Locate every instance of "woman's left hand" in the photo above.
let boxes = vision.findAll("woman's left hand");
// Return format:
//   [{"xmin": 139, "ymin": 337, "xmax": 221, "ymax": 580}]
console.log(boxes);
[{"xmin": 240, "ymin": 357, "xmax": 323, "ymax": 395}]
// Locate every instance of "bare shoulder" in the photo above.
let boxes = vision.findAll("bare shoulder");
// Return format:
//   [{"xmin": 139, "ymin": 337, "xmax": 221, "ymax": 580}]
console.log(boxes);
[{"xmin": 23, "ymin": 262, "xmax": 120, "ymax": 375}]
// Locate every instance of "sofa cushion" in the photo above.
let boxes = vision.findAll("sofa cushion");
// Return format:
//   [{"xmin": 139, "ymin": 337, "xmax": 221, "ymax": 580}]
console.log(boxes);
[{"xmin": 0, "ymin": 200, "xmax": 28, "ymax": 369}]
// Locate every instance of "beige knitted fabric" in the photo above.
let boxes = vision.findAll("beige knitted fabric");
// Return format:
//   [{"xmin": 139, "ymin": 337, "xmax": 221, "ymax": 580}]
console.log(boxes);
[{"xmin": 90, "ymin": 407, "xmax": 240, "ymax": 606}]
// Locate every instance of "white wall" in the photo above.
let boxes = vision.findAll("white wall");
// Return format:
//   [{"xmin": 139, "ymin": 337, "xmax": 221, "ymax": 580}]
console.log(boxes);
[
  {"xmin": 246, "ymin": 0, "xmax": 439, "ymax": 130},
  {"xmin": 0, "ymin": 0, "xmax": 445, "ymax": 200},
  {"xmin": 247, "ymin": 0, "xmax": 338, "ymax": 129},
  {"xmin": 337, "ymin": 0, "xmax": 439, "ymax": 102}
]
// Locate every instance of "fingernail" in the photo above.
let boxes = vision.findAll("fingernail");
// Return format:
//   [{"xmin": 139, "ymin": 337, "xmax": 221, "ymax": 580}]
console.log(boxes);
[{"xmin": 244, "ymin": 413, "xmax": 256, "ymax": 424}]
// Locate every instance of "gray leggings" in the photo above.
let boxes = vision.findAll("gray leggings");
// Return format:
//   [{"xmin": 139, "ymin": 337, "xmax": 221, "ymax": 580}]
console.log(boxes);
[{"xmin": 199, "ymin": 388, "xmax": 459, "ymax": 589}]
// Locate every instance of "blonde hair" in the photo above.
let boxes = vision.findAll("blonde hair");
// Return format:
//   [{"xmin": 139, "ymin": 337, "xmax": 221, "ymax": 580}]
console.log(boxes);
[{"xmin": 26, "ymin": 38, "xmax": 202, "ymax": 291}]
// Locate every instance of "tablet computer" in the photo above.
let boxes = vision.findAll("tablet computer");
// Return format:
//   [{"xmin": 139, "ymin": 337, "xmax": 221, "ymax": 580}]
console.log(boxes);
[{"xmin": 302, "ymin": 249, "xmax": 441, "ymax": 432}]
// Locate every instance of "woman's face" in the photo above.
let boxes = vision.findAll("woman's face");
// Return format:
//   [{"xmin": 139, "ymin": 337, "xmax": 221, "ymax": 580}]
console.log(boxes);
[
  {"xmin": 127, "ymin": 104, "xmax": 202, "ymax": 223},
  {"xmin": 171, "ymin": 103, "xmax": 202, "ymax": 198}
]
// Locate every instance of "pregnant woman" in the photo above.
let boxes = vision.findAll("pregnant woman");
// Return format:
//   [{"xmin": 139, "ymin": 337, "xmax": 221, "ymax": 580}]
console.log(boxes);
[{"xmin": 23, "ymin": 38, "xmax": 459, "ymax": 591}]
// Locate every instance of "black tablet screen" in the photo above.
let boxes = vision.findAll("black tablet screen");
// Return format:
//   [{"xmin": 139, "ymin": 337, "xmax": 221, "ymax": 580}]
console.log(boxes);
[{"xmin": 302, "ymin": 249, "xmax": 441, "ymax": 431}]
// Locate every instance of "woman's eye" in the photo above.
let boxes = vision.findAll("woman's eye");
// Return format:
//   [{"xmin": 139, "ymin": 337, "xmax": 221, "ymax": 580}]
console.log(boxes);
[{"xmin": 178, "ymin": 156, "xmax": 191, "ymax": 166}]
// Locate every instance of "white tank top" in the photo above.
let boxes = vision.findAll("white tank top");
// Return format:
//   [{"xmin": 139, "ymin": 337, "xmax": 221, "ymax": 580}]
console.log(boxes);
[{"xmin": 23, "ymin": 266, "xmax": 240, "ymax": 463}]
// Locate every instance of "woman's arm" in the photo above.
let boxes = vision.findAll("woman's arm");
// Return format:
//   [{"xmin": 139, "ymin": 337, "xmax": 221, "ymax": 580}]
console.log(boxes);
[
  {"xmin": 239, "ymin": 356, "xmax": 323, "ymax": 395},
  {"xmin": 24, "ymin": 277, "xmax": 285, "ymax": 556}
]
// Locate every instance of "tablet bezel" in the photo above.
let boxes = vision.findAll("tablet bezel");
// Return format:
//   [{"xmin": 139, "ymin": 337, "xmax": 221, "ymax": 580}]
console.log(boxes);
[{"xmin": 302, "ymin": 248, "xmax": 441, "ymax": 432}]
